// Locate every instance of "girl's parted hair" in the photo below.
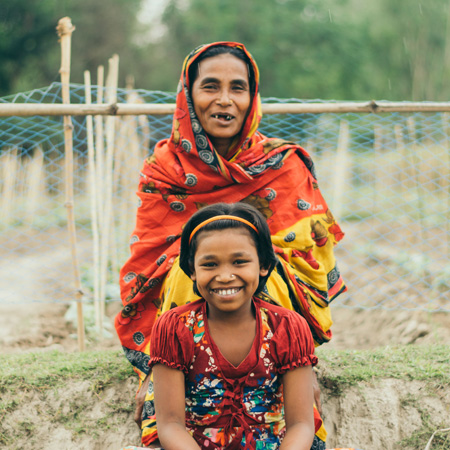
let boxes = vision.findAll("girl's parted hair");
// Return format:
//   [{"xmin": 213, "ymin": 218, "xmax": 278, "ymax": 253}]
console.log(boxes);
[{"xmin": 179, "ymin": 202, "xmax": 277, "ymax": 295}]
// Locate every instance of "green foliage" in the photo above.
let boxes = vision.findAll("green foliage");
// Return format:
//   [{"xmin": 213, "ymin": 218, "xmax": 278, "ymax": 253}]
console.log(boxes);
[{"xmin": 1, "ymin": 0, "xmax": 450, "ymax": 100}]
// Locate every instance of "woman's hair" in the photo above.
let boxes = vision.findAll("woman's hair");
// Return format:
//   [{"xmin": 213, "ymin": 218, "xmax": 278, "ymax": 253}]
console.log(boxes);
[
  {"xmin": 188, "ymin": 45, "xmax": 256, "ymax": 93},
  {"xmin": 179, "ymin": 202, "xmax": 277, "ymax": 296}
]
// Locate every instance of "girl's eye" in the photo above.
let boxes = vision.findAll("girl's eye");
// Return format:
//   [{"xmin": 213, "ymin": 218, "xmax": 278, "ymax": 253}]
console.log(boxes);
[
  {"xmin": 234, "ymin": 259, "xmax": 249, "ymax": 265},
  {"xmin": 201, "ymin": 262, "xmax": 216, "ymax": 267}
]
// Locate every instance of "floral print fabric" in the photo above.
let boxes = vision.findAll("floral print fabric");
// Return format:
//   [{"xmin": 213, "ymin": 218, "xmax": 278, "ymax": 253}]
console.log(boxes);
[{"xmin": 149, "ymin": 297, "xmax": 318, "ymax": 450}]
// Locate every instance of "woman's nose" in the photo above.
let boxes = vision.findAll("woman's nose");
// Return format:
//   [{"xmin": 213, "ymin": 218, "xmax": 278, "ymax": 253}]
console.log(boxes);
[{"xmin": 216, "ymin": 90, "xmax": 232, "ymax": 106}]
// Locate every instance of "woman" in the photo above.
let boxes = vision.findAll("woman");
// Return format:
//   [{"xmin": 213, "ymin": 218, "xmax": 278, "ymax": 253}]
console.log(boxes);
[{"xmin": 116, "ymin": 42, "xmax": 346, "ymax": 448}]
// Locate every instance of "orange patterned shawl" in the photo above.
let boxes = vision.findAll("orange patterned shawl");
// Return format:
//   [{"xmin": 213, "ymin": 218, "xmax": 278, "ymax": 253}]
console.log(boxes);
[{"xmin": 115, "ymin": 42, "xmax": 346, "ymax": 377}]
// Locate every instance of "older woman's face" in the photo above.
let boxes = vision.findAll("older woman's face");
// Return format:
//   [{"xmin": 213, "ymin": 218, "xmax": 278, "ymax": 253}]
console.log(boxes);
[{"xmin": 191, "ymin": 53, "xmax": 251, "ymax": 155}]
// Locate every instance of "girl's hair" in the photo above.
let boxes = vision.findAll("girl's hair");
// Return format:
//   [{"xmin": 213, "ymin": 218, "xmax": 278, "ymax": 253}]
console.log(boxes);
[
  {"xmin": 179, "ymin": 202, "xmax": 277, "ymax": 296},
  {"xmin": 188, "ymin": 45, "xmax": 256, "ymax": 93}
]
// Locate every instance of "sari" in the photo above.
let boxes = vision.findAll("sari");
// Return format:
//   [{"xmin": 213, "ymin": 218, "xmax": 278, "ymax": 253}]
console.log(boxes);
[{"xmin": 115, "ymin": 42, "xmax": 346, "ymax": 446}]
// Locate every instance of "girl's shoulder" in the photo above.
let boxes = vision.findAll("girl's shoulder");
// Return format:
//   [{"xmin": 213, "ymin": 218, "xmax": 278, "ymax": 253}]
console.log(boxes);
[
  {"xmin": 254, "ymin": 296, "xmax": 305, "ymax": 321},
  {"xmin": 159, "ymin": 298, "xmax": 205, "ymax": 319}
]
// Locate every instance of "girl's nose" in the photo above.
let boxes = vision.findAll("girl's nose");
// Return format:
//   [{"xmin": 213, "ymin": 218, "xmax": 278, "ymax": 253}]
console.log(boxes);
[{"xmin": 215, "ymin": 271, "xmax": 236, "ymax": 282}]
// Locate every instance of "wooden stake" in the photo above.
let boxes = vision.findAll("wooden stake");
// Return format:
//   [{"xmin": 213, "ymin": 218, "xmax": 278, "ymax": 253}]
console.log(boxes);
[
  {"xmin": 56, "ymin": 17, "xmax": 85, "ymax": 351},
  {"xmin": 84, "ymin": 70, "xmax": 101, "ymax": 333},
  {"xmin": 332, "ymin": 120, "xmax": 350, "ymax": 220},
  {"xmin": 99, "ymin": 54, "xmax": 119, "ymax": 328}
]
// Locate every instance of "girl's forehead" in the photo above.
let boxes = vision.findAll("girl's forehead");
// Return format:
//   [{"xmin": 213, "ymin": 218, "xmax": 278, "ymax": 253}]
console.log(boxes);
[{"xmin": 195, "ymin": 227, "xmax": 256, "ymax": 249}]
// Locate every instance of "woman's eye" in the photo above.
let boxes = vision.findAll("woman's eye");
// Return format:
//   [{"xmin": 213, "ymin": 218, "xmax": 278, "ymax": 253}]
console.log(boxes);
[{"xmin": 203, "ymin": 84, "xmax": 217, "ymax": 90}]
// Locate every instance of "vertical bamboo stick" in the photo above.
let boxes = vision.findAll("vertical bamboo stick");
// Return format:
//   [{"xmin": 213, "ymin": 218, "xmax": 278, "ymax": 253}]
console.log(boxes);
[
  {"xmin": 84, "ymin": 70, "xmax": 101, "ymax": 333},
  {"xmin": 0, "ymin": 148, "xmax": 18, "ymax": 227},
  {"xmin": 442, "ymin": 113, "xmax": 450, "ymax": 260},
  {"xmin": 56, "ymin": 17, "xmax": 85, "ymax": 351},
  {"xmin": 406, "ymin": 117, "xmax": 426, "ymax": 253},
  {"xmin": 99, "ymin": 54, "xmax": 119, "ymax": 326},
  {"xmin": 373, "ymin": 123, "xmax": 384, "ymax": 216},
  {"xmin": 25, "ymin": 147, "xmax": 45, "ymax": 225},
  {"xmin": 332, "ymin": 120, "xmax": 350, "ymax": 220},
  {"xmin": 95, "ymin": 65, "xmax": 105, "ymax": 233}
]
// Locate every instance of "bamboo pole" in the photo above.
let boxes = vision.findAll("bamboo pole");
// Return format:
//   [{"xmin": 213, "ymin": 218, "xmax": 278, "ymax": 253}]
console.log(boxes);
[
  {"xmin": 2, "ymin": 101, "xmax": 450, "ymax": 117},
  {"xmin": 406, "ymin": 117, "xmax": 426, "ymax": 254},
  {"xmin": 95, "ymin": 65, "xmax": 105, "ymax": 233},
  {"xmin": 25, "ymin": 147, "xmax": 45, "ymax": 225},
  {"xmin": 332, "ymin": 120, "xmax": 350, "ymax": 220},
  {"xmin": 56, "ymin": 17, "xmax": 85, "ymax": 352},
  {"xmin": 442, "ymin": 113, "xmax": 450, "ymax": 260},
  {"xmin": 0, "ymin": 148, "xmax": 18, "ymax": 227},
  {"xmin": 84, "ymin": 70, "xmax": 101, "ymax": 333},
  {"xmin": 99, "ymin": 54, "xmax": 119, "ymax": 329}
]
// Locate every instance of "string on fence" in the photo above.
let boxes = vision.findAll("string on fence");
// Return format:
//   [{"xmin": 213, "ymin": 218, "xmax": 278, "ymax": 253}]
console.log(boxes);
[{"xmin": 0, "ymin": 83, "xmax": 449, "ymax": 314}]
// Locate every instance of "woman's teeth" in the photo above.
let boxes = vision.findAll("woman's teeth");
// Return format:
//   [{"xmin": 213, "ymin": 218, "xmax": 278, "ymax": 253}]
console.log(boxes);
[{"xmin": 212, "ymin": 114, "xmax": 233, "ymax": 121}]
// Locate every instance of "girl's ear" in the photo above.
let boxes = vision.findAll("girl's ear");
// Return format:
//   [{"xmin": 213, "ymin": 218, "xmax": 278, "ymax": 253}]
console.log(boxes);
[
  {"xmin": 259, "ymin": 267, "xmax": 269, "ymax": 277},
  {"xmin": 190, "ymin": 272, "xmax": 197, "ymax": 281}
]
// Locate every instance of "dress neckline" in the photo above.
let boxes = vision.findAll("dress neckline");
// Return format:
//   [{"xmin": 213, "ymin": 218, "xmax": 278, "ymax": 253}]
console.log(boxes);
[{"xmin": 202, "ymin": 298, "xmax": 261, "ymax": 375}]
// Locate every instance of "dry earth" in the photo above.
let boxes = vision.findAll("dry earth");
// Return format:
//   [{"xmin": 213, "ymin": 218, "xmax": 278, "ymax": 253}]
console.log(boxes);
[{"xmin": 1, "ymin": 232, "xmax": 449, "ymax": 450}]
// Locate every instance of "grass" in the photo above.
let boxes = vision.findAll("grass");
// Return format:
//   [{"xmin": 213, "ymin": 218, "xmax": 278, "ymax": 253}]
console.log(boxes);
[
  {"xmin": 0, "ymin": 349, "xmax": 134, "ymax": 394},
  {"xmin": 316, "ymin": 345, "xmax": 450, "ymax": 393},
  {"xmin": 0, "ymin": 346, "xmax": 449, "ymax": 449}
]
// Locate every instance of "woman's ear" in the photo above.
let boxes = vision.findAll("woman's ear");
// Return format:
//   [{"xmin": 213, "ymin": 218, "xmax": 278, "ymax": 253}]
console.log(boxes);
[{"xmin": 259, "ymin": 267, "xmax": 269, "ymax": 277}]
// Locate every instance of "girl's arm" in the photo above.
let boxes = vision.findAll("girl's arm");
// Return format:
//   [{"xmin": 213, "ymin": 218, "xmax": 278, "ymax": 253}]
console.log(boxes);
[
  {"xmin": 152, "ymin": 363, "xmax": 201, "ymax": 450},
  {"xmin": 280, "ymin": 365, "xmax": 315, "ymax": 450}
]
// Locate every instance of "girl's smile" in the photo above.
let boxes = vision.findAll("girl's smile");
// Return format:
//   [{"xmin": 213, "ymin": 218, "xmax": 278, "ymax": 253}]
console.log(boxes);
[{"xmin": 190, "ymin": 228, "xmax": 268, "ymax": 320}]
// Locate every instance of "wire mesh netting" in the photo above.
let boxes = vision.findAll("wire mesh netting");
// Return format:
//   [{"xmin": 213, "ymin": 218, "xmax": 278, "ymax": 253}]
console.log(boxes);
[{"xmin": 1, "ymin": 82, "xmax": 449, "ymax": 312}]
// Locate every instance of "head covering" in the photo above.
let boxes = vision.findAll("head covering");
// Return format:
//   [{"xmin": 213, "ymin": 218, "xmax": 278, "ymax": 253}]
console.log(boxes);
[{"xmin": 117, "ymin": 41, "xmax": 345, "ymax": 360}]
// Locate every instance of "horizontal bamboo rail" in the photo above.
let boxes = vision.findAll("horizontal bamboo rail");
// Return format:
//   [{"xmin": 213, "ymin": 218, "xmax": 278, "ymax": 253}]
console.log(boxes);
[{"xmin": 1, "ymin": 101, "xmax": 450, "ymax": 117}]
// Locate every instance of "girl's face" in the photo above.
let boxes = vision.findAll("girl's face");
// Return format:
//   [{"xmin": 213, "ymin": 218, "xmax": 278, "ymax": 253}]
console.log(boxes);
[
  {"xmin": 190, "ymin": 227, "xmax": 268, "ymax": 318},
  {"xmin": 191, "ymin": 53, "xmax": 251, "ymax": 156}
]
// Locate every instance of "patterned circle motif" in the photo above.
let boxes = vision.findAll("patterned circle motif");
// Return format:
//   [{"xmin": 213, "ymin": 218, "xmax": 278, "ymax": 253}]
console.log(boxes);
[
  {"xmin": 123, "ymin": 272, "xmax": 137, "ymax": 283},
  {"xmin": 129, "ymin": 235, "xmax": 139, "ymax": 245},
  {"xmin": 272, "ymin": 162, "xmax": 284, "ymax": 170},
  {"xmin": 265, "ymin": 188, "xmax": 277, "ymax": 201},
  {"xmin": 199, "ymin": 150, "xmax": 214, "ymax": 164},
  {"xmin": 249, "ymin": 164, "xmax": 265, "ymax": 174},
  {"xmin": 185, "ymin": 173, "xmax": 198, "ymax": 186},
  {"xmin": 170, "ymin": 201, "xmax": 186, "ymax": 212},
  {"xmin": 191, "ymin": 119, "xmax": 201, "ymax": 133},
  {"xmin": 196, "ymin": 135, "xmax": 208, "ymax": 150},
  {"xmin": 132, "ymin": 331, "xmax": 145, "ymax": 345},
  {"xmin": 328, "ymin": 266, "xmax": 339, "ymax": 285},
  {"xmin": 297, "ymin": 199, "xmax": 311, "ymax": 210},
  {"xmin": 284, "ymin": 232, "xmax": 296, "ymax": 242},
  {"xmin": 166, "ymin": 235, "xmax": 177, "ymax": 243},
  {"xmin": 148, "ymin": 278, "xmax": 161, "ymax": 288},
  {"xmin": 181, "ymin": 139, "xmax": 192, "ymax": 153},
  {"xmin": 143, "ymin": 399, "xmax": 155, "ymax": 417},
  {"xmin": 156, "ymin": 254, "xmax": 167, "ymax": 266}
]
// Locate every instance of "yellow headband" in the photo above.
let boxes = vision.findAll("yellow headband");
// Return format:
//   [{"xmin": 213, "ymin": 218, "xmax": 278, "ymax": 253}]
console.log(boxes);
[{"xmin": 189, "ymin": 215, "xmax": 259, "ymax": 244}]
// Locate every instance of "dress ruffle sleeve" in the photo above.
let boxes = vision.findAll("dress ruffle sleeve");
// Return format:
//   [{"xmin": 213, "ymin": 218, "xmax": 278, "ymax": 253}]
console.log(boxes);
[
  {"xmin": 271, "ymin": 310, "xmax": 318, "ymax": 374},
  {"xmin": 149, "ymin": 309, "xmax": 194, "ymax": 374}
]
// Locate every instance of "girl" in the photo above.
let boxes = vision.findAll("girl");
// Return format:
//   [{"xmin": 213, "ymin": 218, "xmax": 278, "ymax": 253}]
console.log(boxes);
[{"xmin": 149, "ymin": 202, "xmax": 319, "ymax": 450}]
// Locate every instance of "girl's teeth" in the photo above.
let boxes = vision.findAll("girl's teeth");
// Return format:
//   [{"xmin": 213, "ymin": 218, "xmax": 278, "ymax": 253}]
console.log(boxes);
[{"xmin": 213, "ymin": 288, "xmax": 239, "ymax": 295}]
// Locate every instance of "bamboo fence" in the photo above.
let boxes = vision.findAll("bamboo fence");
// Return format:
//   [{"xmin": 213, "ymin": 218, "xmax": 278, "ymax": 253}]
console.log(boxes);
[{"xmin": 1, "ymin": 101, "xmax": 450, "ymax": 117}]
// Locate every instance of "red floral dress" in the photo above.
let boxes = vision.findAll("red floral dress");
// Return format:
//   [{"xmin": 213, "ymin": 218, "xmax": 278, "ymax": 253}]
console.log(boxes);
[{"xmin": 149, "ymin": 297, "xmax": 318, "ymax": 450}]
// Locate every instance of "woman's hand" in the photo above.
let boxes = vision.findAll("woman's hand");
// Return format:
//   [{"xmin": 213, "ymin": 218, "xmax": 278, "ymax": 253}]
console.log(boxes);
[
  {"xmin": 280, "ymin": 366, "xmax": 315, "ymax": 450},
  {"xmin": 134, "ymin": 372, "xmax": 151, "ymax": 428}
]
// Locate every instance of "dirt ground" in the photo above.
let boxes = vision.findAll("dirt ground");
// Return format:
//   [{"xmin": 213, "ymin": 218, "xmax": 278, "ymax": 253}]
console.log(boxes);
[{"xmin": 1, "ymin": 232, "xmax": 450, "ymax": 450}]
